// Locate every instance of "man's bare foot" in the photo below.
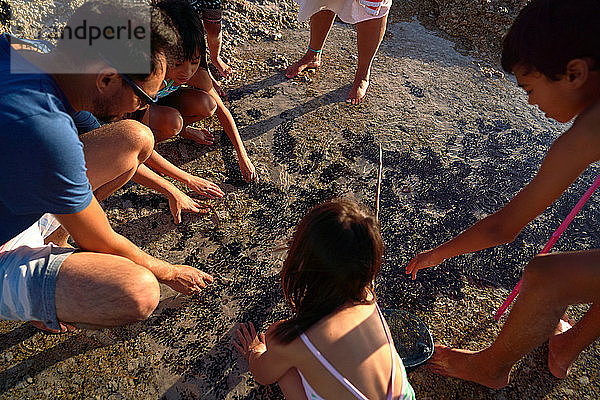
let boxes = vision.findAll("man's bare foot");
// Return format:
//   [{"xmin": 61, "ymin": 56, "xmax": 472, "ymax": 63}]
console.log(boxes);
[
  {"xmin": 212, "ymin": 55, "xmax": 233, "ymax": 77},
  {"xmin": 29, "ymin": 320, "xmax": 76, "ymax": 334},
  {"xmin": 181, "ymin": 126, "xmax": 214, "ymax": 145},
  {"xmin": 346, "ymin": 75, "xmax": 369, "ymax": 105},
  {"xmin": 548, "ymin": 318, "xmax": 576, "ymax": 378},
  {"xmin": 428, "ymin": 345, "xmax": 510, "ymax": 389},
  {"xmin": 286, "ymin": 51, "xmax": 321, "ymax": 78}
]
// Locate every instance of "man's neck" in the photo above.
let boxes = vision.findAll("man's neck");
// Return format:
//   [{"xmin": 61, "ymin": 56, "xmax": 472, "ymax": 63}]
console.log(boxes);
[{"xmin": 23, "ymin": 50, "xmax": 93, "ymax": 112}]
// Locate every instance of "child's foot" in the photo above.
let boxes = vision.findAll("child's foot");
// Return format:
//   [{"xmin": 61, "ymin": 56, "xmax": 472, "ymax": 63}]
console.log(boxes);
[
  {"xmin": 286, "ymin": 51, "xmax": 321, "ymax": 78},
  {"xmin": 181, "ymin": 126, "xmax": 214, "ymax": 145},
  {"xmin": 548, "ymin": 318, "xmax": 576, "ymax": 378},
  {"xmin": 212, "ymin": 55, "xmax": 233, "ymax": 77},
  {"xmin": 428, "ymin": 345, "xmax": 511, "ymax": 389},
  {"xmin": 346, "ymin": 74, "xmax": 369, "ymax": 105}
]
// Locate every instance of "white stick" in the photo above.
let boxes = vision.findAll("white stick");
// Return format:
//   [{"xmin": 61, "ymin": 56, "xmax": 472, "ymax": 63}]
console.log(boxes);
[{"xmin": 376, "ymin": 144, "xmax": 383, "ymax": 221}]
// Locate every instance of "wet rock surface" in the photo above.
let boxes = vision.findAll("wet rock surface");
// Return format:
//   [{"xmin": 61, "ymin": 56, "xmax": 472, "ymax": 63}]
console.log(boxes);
[{"xmin": 2, "ymin": 0, "xmax": 600, "ymax": 399}]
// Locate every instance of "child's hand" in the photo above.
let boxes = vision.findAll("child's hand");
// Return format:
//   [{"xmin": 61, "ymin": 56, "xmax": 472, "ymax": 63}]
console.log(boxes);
[
  {"xmin": 167, "ymin": 188, "xmax": 210, "ymax": 224},
  {"xmin": 234, "ymin": 322, "xmax": 266, "ymax": 360},
  {"xmin": 185, "ymin": 174, "xmax": 225, "ymax": 199},
  {"xmin": 405, "ymin": 249, "xmax": 444, "ymax": 280},
  {"xmin": 239, "ymin": 156, "xmax": 257, "ymax": 182}
]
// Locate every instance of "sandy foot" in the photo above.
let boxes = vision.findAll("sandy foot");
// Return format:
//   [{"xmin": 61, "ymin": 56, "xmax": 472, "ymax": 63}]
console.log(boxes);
[
  {"xmin": 428, "ymin": 345, "xmax": 510, "ymax": 389},
  {"xmin": 181, "ymin": 126, "xmax": 214, "ymax": 145},
  {"xmin": 286, "ymin": 52, "xmax": 321, "ymax": 78},
  {"xmin": 212, "ymin": 55, "xmax": 233, "ymax": 77},
  {"xmin": 548, "ymin": 318, "xmax": 574, "ymax": 378},
  {"xmin": 347, "ymin": 76, "xmax": 369, "ymax": 105}
]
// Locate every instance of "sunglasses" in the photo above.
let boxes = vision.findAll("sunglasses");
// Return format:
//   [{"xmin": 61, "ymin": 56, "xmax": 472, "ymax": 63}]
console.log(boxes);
[
  {"xmin": 98, "ymin": 53, "xmax": 158, "ymax": 109},
  {"xmin": 119, "ymin": 73, "xmax": 158, "ymax": 109}
]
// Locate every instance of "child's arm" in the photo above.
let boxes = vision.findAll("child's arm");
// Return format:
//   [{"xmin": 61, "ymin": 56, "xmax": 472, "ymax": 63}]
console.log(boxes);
[
  {"xmin": 234, "ymin": 322, "xmax": 295, "ymax": 385},
  {"xmin": 144, "ymin": 150, "xmax": 225, "ymax": 199},
  {"xmin": 406, "ymin": 108, "xmax": 600, "ymax": 279},
  {"xmin": 188, "ymin": 68, "xmax": 257, "ymax": 182},
  {"xmin": 133, "ymin": 164, "xmax": 208, "ymax": 224}
]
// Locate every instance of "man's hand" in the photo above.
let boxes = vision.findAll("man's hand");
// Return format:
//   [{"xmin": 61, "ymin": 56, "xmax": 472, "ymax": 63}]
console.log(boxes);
[
  {"xmin": 239, "ymin": 156, "xmax": 257, "ymax": 182},
  {"xmin": 167, "ymin": 188, "xmax": 210, "ymax": 224},
  {"xmin": 185, "ymin": 174, "xmax": 225, "ymax": 199},
  {"xmin": 405, "ymin": 249, "xmax": 444, "ymax": 280},
  {"xmin": 163, "ymin": 265, "xmax": 214, "ymax": 294}
]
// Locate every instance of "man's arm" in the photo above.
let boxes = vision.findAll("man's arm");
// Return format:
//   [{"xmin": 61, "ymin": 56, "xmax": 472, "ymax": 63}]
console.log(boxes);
[{"xmin": 55, "ymin": 197, "xmax": 212, "ymax": 293}]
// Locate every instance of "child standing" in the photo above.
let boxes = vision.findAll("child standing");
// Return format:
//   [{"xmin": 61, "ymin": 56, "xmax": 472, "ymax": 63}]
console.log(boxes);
[
  {"xmin": 190, "ymin": 0, "xmax": 233, "ymax": 77},
  {"xmin": 235, "ymin": 199, "xmax": 415, "ymax": 399},
  {"xmin": 405, "ymin": 0, "xmax": 600, "ymax": 389}
]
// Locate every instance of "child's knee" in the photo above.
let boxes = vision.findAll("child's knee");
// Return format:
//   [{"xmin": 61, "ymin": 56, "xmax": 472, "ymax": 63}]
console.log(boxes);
[
  {"xmin": 199, "ymin": 93, "xmax": 217, "ymax": 118},
  {"xmin": 151, "ymin": 107, "xmax": 184, "ymax": 141},
  {"xmin": 521, "ymin": 254, "xmax": 563, "ymax": 295}
]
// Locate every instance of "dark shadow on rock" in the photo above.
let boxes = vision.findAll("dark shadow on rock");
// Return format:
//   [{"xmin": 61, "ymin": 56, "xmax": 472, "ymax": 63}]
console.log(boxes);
[
  {"xmin": 227, "ymin": 73, "xmax": 288, "ymax": 102},
  {"xmin": 0, "ymin": 332, "xmax": 105, "ymax": 394},
  {"xmin": 237, "ymin": 83, "xmax": 351, "ymax": 141},
  {"xmin": 0, "ymin": 324, "xmax": 37, "ymax": 353}
]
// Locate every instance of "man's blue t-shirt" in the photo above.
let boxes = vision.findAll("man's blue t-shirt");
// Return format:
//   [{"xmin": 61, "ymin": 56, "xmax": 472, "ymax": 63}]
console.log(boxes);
[{"xmin": 0, "ymin": 34, "xmax": 93, "ymax": 244}]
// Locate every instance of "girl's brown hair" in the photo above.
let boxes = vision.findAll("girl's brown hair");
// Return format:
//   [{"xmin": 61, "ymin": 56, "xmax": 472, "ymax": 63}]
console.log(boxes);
[{"xmin": 271, "ymin": 199, "xmax": 384, "ymax": 343}]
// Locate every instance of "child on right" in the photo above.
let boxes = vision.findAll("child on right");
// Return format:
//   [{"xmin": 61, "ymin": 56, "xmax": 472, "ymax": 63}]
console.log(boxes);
[
  {"xmin": 235, "ymin": 199, "xmax": 415, "ymax": 399},
  {"xmin": 405, "ymin": 0, "xmax": 600, "ymax": 389}
]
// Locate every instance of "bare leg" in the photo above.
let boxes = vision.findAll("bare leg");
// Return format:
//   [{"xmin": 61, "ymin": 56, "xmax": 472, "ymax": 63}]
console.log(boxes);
[
  {"xmin": 80, "ymin": 119, "xmax": 155, "ymax": 201},
  {"xmin": 549, "ymin": 303, "xmax": 600, "ymax": 378},
  {"xmin": 204, "ymin": 20, "xmax": 233, "ymax": 77},
  {"xmin": 349, "ymin": 14, "xmax": 388, "ymax": 104},
  {"xmin": 148, "ymin": 105, "xmax": 184, "ymax": 142},
  {"xmin": 45, "ymin": 120, "xmax": 153, "ymax": 249},
  {"xmin": 429, "ymin": 250, "xmax": 600, "ymax": 388},
  {"xmin": 156, "ymin": 87, "xmax": 217, "ymax": 145},
  {"xmin": 286, "ymin": 10, "xmax": 335, "ymax": 78},
  {"xmin": 55, "ymin": 252, "xmax": 160, "ymax": 328},
  {"xmin": 278, "ymin": 368, "xmax": 309, "ymax": 400}
]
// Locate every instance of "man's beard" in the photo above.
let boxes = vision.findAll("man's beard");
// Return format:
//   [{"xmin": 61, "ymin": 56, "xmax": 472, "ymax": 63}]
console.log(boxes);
[{"xmin": 92, "ymin": 95, "xmax": 125, "ymax": 122}]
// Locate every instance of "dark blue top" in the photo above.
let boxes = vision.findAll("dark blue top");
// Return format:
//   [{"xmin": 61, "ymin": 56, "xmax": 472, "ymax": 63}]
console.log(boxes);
[{"xmin": 0, "ymin": 34, "xmax": 93, "ymax": 244}]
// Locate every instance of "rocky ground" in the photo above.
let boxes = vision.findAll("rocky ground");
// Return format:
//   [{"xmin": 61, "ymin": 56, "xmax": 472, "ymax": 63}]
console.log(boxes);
[{"xmin": 2, "ymin": 0, "xmax": 600, "ymax": 399}]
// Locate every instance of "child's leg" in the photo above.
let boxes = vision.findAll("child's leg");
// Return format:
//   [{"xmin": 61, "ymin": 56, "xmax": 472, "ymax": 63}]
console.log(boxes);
[
  {"xmin": 148, "ymin": 105, "xmax": 184, "ymax": 142},
  {"xmin": 278, "ymin": 368, "xmax": 309, "ymax": 400},
  {"xmin": 349, "ymin": 13, "xmax": 388, "ymax": 104},
  {"xmin": 158, "ymin": 87, "xmax": 217, "ymax": 145},
  {"xmin": 429, "ymin": 250, "xmax": 600, "ymax": 389},
  {"xmin": 549, "ymin": 302, "xmax": 600, "ymax": 378},
  {"xmin": 202, "ymin": 8, "xmax": 233, "ymax": 77},
  {"xmin": 286, "ymin": 10, "xmax": 336, "ymax": 79}
]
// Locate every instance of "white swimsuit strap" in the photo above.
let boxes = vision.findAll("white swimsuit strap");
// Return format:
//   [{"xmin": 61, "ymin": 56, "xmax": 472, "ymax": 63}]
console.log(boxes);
[{"xmin": 300, "ymin": 333, "xmax": 369, "ymax": 400}]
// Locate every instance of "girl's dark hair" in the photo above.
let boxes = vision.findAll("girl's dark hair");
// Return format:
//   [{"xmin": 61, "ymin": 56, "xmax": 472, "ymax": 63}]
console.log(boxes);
[
  {"xmin": 502, "ymin": 0, "xmax": 600, "ymax": 80},
  {"xmin": 271, "ymin": 199, "xmax": 384, "ymax": 344},
  {"xmin": 153, "ymin": 0, "xmax": 205, "ymax": 62}
]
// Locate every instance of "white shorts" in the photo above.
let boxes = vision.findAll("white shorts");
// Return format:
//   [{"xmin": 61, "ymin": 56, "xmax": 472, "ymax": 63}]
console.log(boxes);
[{"xmin": 0, "ymin": 214, "xmax": 75, "ymax": 330}]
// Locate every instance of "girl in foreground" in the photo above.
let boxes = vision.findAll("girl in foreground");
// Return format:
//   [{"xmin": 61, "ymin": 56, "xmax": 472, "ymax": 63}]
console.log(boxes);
[{"xmin": 235, "ymin": 199, "xmax": 415, "ymax": 399}]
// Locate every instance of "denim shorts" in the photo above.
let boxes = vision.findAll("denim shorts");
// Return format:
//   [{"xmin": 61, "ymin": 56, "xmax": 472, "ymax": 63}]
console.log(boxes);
[{"xmin": 0, "ymin": 215, "xmax": 74, "ymax": 330}]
